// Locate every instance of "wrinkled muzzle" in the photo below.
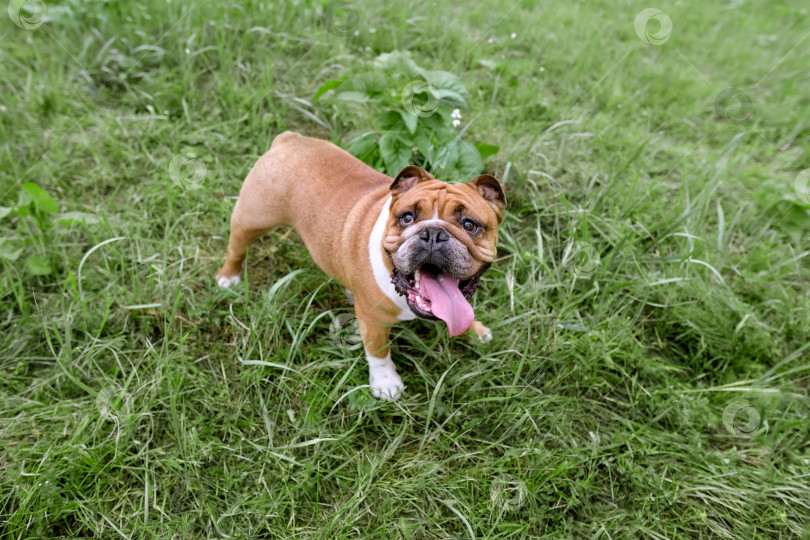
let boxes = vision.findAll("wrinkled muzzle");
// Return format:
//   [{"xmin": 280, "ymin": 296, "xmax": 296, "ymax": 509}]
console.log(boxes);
[{"xmin": 387, "ymin": 226, "xmax": 490, "ymax": 337}]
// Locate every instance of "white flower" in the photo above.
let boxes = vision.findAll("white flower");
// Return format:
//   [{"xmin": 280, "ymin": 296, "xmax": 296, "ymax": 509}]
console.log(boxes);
[
  {"xmin": 511, "ymin": 32, "xmax": 517, "ymax": 39},
  {"xmin": 452, "ymin": 119, "xmax": 461, "ymax": 127},
  {"xmin": 451, "ymin": 109, "xmax": 462, "ymax": 119},
  {"xmin": 488, "ymin": 37, "xmax": 494, "ymax": 43}
]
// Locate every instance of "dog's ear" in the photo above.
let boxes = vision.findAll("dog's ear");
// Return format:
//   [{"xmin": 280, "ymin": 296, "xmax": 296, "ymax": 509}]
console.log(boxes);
[
  {"xmin": 390, "ymin": 166, "xmax": 433, "ymax": 196},
  {"xmin": 467, "ymin": 175, "xmax": 506, "ymax": 222}
]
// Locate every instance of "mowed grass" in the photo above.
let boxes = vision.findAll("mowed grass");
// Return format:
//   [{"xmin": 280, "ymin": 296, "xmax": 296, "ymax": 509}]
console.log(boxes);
[{"xmin": 2, "ymin": 0, "xmax": 809, "ymax": 538}]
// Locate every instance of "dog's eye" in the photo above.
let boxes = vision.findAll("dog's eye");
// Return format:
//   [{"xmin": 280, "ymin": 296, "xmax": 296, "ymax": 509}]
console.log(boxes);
[
  {"xmin": 399, "ymin": 212, "xmax": 414, "ymax": 227},
  {"xmin": 462, "ymin": 219, "xmax": 479, "ymax": 233}
]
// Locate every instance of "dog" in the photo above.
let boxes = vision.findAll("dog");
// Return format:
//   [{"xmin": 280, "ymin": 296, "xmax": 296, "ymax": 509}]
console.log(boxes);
[{"xmin": 216, "ymin": 132, "xmax": 505, "ymax": 400}]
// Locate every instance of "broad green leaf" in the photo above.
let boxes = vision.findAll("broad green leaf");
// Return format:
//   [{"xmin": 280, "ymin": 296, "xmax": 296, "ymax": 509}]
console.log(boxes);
[
  {"xmin": 382, "ymin": 110, "xmax": 405, "ymax": 130},
  {"xmin": 475, "ymin": 144, "xmax": 500, "ymax": 160},
  {"xmin": 379, "ymin": 133, "xmax": 411, "ymax": 175},
  {"xmin": 347, "ymin": 132, "xmax": 378, "ymax": 161},
  {"xmin": 26, "ymin": 255, "xmax": 52, "ymax": 275},
  {"xmin": 434, "ymin": 141, "xmax": 460, "ymax": 173},
  {"xmin": 420, "ymin": 113, "xmax": 449, "ymax": 133},
  {"xmin": 22, "ymin": 183, "xmax": 58, "ymax": 213},
  {"xmin": 335, "ymin": 91, "xmax": 371, "ymax": 103},
  {"xmin": 0, "ymin": 239, "xmax": 23, "ymax": 261},
  {"xmin": 17, "ymin": 187, "xmax": 31, "ymax": 207},
  {"xmin": 477, "ymin": 59, "xmax": 499, "ymax": 71},
  {"xmin": 774, "ymin": 201, "xmax": 810, "ymax": 242},
  {"xmin": 351, "ymin": 71, "xmax": 387, "ymax": 97},
  {"xmin": 373, "ymin": 51, "xmax": 425, "ymax": 78},
  {"xmin": 313, "ymin": 76, "xmax": 346, "ymax": 103},
  {"xmin": 0, "ymin": 206, "xmax": 11, "ymax": 219},
  {"xmin": 412, "ymin": 131, "xmax": 432, "ymax": 160},
  {"xmin": 435, "ymin": 89, "xmax": 467, "ymax": 109},
  {"xmin": 423, "ymin": 71, "xmax": 469, "ymax": 100},
  {"xmin": 399, "ymin": 111, "xmax": 418, "ymax": 134},
  {"xmin": 456, "ymin": 140, "xmax": 484, "ymax": 178},
  {"xmin": 787, "ymin": 188, "xmax": 810, "ymax": 209}
]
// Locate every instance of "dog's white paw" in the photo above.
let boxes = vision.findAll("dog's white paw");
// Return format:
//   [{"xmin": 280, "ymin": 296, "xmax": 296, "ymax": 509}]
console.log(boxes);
[
  {"xmin": 367, "ymin": 353, "xmax": 404, "ymax": 401},
  {"xmin": 469, "ymin": 321, "xmax": 493, "ymax": 344},
  {"xmin": 216, "ymin": 274, "xmax": 242, "ymax": 288},
  {"xmin": 478, "ymin": 327, "xmax": 493, "ymax": 343},
  {"xmin": 370, "ymin": 372, "xmax": 404, "ymax": 401}
]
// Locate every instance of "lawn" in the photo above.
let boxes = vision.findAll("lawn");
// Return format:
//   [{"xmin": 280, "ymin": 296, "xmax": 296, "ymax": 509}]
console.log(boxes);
[{"xmin": 2, "ymin": 0, "xmax": 809, "ymax": 538}]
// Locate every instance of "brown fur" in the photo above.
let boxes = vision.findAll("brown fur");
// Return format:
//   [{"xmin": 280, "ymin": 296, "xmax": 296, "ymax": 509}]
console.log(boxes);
[{"xmin": 217, "ymin": 132, "xmax": 504, "ymax": 362}]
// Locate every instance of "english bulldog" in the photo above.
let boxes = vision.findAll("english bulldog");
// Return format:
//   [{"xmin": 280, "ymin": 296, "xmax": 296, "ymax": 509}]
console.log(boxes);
[{"xmin": 216, "ymin": 132, "xmax": 505, "ymax": 400}]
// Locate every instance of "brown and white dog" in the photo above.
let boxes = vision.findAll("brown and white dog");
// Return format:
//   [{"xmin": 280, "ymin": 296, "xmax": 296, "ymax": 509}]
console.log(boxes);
[{"xmin": 216, "ymin": 132, "xmax": 505, "ymax": 400}]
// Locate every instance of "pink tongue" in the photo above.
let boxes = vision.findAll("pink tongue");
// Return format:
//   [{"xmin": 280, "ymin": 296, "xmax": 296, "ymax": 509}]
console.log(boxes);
[{"xmin": 420, "ymin": 272, "xmax": 474, "ymax": 337}]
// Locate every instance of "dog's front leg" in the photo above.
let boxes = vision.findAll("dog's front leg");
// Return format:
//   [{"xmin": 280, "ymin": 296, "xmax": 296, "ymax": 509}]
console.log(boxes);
[{"xmin": 354, "ymin": 306, "xmax": 403, "ymax": 401}]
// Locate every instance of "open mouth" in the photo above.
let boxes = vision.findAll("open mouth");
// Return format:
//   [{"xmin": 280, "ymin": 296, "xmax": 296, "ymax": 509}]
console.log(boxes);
[{"xmin": 390, "ymin": 263, "xmax": 484, "ymax": 336}]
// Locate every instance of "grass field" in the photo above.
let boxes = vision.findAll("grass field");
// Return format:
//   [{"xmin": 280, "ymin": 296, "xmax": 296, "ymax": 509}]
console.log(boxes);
[{"xmin": 2, "ymin": 0, "xmax": 810, "ymax": 538}]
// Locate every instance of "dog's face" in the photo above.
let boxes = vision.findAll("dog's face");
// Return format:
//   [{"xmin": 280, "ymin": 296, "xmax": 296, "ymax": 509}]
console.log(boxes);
[{"xmin": 382, "ymin": 166, "xmax": 505, "ymax": 336}]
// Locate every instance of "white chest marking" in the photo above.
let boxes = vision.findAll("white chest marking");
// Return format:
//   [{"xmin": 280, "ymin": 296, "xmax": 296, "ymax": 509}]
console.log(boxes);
[{"xmin": 369, "ymin": 196, "xmax": 417, "ymax": 321}]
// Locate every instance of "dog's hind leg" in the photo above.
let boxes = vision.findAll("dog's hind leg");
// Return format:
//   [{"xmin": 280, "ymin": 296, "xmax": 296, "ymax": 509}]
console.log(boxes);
[
  {"xmin": 216, "ymin": 186, "xmax": 289, "ymax": 288},
  {"xmin": 216, "ymin": 140, "xmax": 298, "ymax": 288},
  {"xmin": 215, "ymin": 215, "xmax": 272, "ymax": 287}
]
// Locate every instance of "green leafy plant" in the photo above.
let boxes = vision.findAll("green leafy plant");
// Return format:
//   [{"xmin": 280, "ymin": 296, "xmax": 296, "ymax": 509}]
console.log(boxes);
[
  {"xmin": 0, "ymin": 183, "xmax": 98, "ymax": 276},
  {"xmin": 314, "ymin": 51, "xmax": 499, "ymax": 180}
]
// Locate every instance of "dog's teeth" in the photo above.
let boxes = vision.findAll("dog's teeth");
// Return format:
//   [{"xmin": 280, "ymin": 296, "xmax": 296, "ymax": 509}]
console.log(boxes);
[
  {"xmin": 414, "ymin": 269, "xmax": 421, "ymax": 289},
  {"xmin": 412, "ymin": 294, "xmax": 430, "ymax": 312}
]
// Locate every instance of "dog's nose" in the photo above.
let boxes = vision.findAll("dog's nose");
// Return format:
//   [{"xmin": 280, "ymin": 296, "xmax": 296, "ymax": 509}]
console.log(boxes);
[{"xmin": 419, "ymin": 226, "xmax": 449, "ymax": 247}]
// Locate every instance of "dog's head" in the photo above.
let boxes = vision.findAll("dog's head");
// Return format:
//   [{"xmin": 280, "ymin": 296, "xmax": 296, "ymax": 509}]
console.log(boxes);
[{"xmin": 383, "ymin": 165, "xmax": 506, "ymax": 336}]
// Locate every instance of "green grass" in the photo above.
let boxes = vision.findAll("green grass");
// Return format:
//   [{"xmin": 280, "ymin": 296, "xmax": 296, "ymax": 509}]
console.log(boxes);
[{"xmin": 2, "ymin": 0, "xmax": 809, "ymax": 538}]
